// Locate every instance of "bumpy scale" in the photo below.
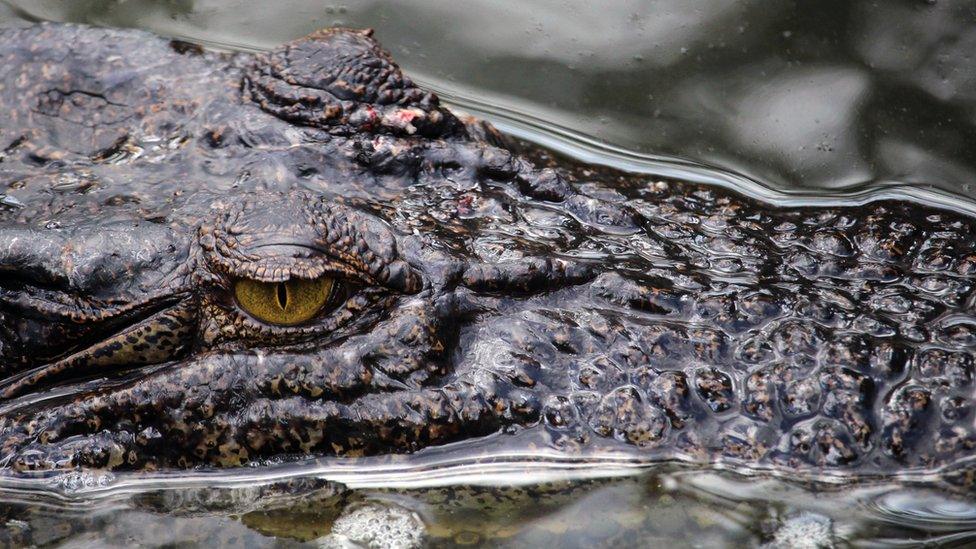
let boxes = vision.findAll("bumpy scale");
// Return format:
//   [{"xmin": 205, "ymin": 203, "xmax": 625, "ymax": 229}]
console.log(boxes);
[{"xmin": 0, "ymin": 24, "xmax": 974, "ymax": 489}]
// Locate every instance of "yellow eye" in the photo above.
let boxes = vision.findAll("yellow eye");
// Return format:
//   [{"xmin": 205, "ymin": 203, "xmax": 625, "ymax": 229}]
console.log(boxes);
[{"xmin": 234, "ymin": 277, "xmax": 335, "ymax": 326}]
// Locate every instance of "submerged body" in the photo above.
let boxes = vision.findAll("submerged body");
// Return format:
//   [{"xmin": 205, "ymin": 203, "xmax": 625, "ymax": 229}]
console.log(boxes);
[{"xmin": 0, "ymin": 23, "xmax": 973, "ymax": 487}]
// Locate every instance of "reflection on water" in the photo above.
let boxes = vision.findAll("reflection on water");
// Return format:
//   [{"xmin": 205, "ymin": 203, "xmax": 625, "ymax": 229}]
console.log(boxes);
[
  {"xmin": 2, "ymin": 460, "xmax": 976, "ymax": 547},
  {"xmin": 2, "ymin": 1, "xmax": 976, "ymax": 547},
  {"xmin": 4, "ymin": 0, "xmax": 976, "ymax": 201}
]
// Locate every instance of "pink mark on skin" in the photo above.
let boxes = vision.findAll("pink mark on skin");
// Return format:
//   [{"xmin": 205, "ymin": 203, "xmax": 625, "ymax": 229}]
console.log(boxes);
[
  {"xmin": 361, "ymin": 105, "xmax": 378, "ymax": 131},
  {"xmin": 458, "ymin": 194, "xmax": 474, "ymax": 216},
  {"xmin": 395, "ymin": 109, "xmax": 418, "ymax": 123}
]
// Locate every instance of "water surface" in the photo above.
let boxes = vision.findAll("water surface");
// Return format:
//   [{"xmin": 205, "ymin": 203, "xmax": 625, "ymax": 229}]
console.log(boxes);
[
  {"xmin": 3, "ymin": 456, "xmax": 976, "ymax": 547},
  {"xmin": 4, "ymin": 0, "xmax": 976, "ymax": 203}
]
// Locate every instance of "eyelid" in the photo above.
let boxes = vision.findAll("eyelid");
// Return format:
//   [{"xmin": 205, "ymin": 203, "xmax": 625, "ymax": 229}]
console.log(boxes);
[{"xmin": 199, "ymin": 197, "xmax": 422, "ymax": 294}]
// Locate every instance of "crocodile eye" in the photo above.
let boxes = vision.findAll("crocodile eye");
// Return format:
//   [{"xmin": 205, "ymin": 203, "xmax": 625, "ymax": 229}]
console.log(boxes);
[{"xmin": 234, "ymin": 277, "xmax": 335, "ymax": 326}]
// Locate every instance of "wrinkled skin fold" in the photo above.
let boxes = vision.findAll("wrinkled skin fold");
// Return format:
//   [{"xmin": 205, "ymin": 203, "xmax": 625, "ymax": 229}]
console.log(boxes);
[{"xmin": 0, "ymin": 23, "xmax": 974, "ymax": 487}]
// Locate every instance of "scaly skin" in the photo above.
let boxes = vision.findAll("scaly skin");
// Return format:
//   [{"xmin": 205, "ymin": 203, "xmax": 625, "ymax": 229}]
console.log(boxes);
[{"xmin": 0, "ymin": 23, "xmax": 974, "ymax": 487}]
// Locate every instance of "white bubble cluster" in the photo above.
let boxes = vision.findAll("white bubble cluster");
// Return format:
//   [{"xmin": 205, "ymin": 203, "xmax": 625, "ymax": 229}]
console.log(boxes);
[
  {"xmin": 763, "ymin": 512, "xmax": 835, "ymax": 549},
  {"xmin": 318, "ymin": 502, "xmax": 426, "ymax": 549}
]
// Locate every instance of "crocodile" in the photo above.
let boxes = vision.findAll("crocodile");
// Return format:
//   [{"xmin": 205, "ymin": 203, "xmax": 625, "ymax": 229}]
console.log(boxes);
[{"xmin": 0, "ymin": 23, "xmax": 974, "ymax": 486}]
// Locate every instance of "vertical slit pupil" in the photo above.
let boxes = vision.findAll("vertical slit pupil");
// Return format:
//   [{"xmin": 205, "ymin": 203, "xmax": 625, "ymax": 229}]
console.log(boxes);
[{"xmin": 276, "ymin": 282, "xmax": 288, "ymax": 310}]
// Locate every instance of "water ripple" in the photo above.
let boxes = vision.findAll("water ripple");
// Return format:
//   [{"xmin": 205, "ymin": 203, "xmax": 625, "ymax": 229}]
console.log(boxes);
[
  {"xmin": 869, "ymin": 490, "xmax": 976, "ymax": 530},
  {"xmin": 430, "ymin": 83, "xmax": 976, "ymax": 217}
]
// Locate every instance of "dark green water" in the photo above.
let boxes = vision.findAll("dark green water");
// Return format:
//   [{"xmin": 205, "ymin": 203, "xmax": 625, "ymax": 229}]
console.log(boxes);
[
  {"xmin": 4, "ymin": 0, "xmax": 976, "ymax": 203},
  {"xmin": 1, "ymin": 1, "xmax": 976, "ymax": 547}
]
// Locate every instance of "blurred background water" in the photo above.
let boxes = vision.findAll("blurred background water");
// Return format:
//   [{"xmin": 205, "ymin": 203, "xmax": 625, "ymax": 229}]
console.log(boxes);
[
  {"xmin": 2, "ymin": 1, "xmax": 976, "ymax": 547},
  {"xmin": 2, "ymin": 0, "xmax": 976, "ymax": 203}
]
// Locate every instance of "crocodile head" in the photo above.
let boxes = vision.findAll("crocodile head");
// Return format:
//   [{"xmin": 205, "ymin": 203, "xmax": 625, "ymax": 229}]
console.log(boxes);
[
  {"xmin": 0, "ymin": 187, "xmax": 542, "ymax": 470},
  {"xmin": 0, "ymin": 25, "xmax": 578, "ymax": 471},
  {"xmin": 1, "ymin": 24, "xmax": 975, "ymax": 482}
]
